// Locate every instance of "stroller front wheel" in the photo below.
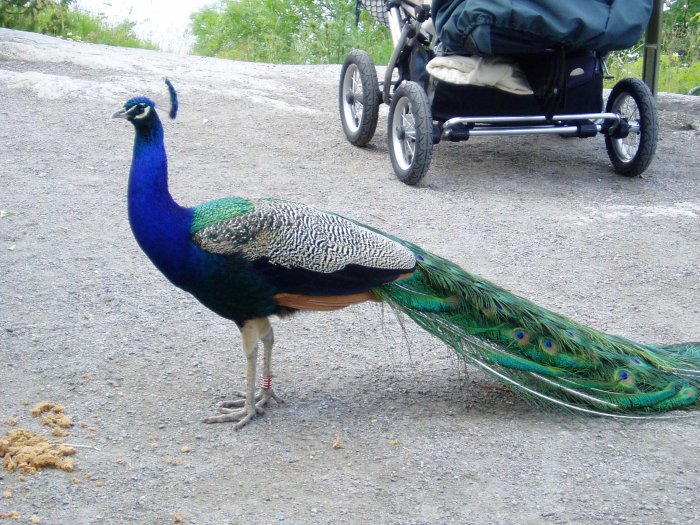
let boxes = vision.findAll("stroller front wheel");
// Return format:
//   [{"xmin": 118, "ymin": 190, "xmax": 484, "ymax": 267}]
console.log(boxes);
[
  {"xmin": 339, "ymin": 50, "xmax": 380, "ymax": 147},
  {"xmin": 605, "ymin": 77, "xmax": 658, "ymax": 177},
  {"xmin": 388, "ymin": 81, "xmax": 433, "ymax": 185}
]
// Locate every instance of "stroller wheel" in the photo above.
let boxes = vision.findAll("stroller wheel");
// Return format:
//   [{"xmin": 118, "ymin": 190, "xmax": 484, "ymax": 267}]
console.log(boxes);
[
  {"xmin": 388, "ymin": 81, "xmax": 433, "ymax": 185},
  {"xmin": 605, "ymin": 78, "xmax": 658, "ymax": 177},
  {"xmin": 339, "ymin": 50, "xmax": 380, "ymax": 147}
]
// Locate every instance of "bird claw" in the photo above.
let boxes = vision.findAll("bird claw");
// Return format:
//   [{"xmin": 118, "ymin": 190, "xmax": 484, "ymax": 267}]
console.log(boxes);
[
  {"xmin": 255, "ymin": 388, "xmax": 284, "ymax": 409},
  {"xmin": 219, "ymin": 388, "xmax": 284, "ymax": 410},
  {"xmin": 202, "ymin": 388, "xmax": 284, "ymax": 429},
  {"xmin": 218, "ymin": 390, "xmax": 247, "ymax": 409},
  {"xmin": 218, "ymin": 404, "xmax": 264, "ymax": 415},
  {"xmin": 202, "ymin": 409, "xmax": 257, "ymax": 430}
]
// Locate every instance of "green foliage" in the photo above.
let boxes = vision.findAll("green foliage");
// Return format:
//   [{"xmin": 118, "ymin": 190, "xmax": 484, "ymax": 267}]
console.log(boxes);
[
  {"xmin": 64, "ymin": 12, "xmax": 158, "ymax": 49},
  {"xmin": 0, "ymin": 0, "xmax": 158, "ymax": 49},
  {"xmin": 191, "ymin": 0, "xmax": 392, "ymax": 64},
  {"xmin": 1, "ymin": 0, "xmax": 73, "ymax": 34},
  {"xmin": 193, "ymin": 0, "xmax": 698, "ymax": 94},
  {"xmin": 606, "ymin": 51, "xmax": 700, "ymax": 94},
  {"xmin": 606, "ymin": 0, "xmax": 700, "ymax": 94}
]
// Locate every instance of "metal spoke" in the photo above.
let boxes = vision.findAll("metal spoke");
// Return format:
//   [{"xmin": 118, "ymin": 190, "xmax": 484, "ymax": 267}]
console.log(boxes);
[
  {"xmin": 352, "ymin": 70, "xmax": 364, "ymax": 125},
  {"xmin": 402, "ymin": 108, "xmax": 416, "ymax": 162},
  {"xmin": 612, "ymin": 93, "xmax": 642, "ymax": 163}
]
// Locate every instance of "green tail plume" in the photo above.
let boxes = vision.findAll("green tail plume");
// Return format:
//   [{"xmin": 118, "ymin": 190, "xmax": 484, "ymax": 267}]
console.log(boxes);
[{"xmin": 374, "ymin": 241, "xmax": 700, "ymax": 416}]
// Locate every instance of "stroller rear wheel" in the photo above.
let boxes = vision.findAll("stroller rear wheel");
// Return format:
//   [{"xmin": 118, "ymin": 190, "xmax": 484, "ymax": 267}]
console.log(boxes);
[
  {"xmin": 388, "ymin": 81, "xmax": 433, "ymax": 185},
  {"xmin": 339, "ymin": 50, "xmax": 380, "ymax": 147},
  {"xmin": 605, "ymin": 78, "xmax": 658, "ymax": 177}
]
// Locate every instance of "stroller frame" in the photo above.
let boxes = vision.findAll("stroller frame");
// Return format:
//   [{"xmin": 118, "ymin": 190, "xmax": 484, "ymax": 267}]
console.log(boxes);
[{"xmin": 340, "ymin": 0, "xmax": 658, "ymax": 184}]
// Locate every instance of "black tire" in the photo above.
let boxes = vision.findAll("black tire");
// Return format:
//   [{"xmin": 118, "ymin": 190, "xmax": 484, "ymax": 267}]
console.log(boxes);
[
  {"xmin": 339, "ymin": 50, "xmax": 380, "ymax": 147},
  {"xmin": 605, "ymin": 77, "xmax": 658, "ymax": 177},
  {"xmin": 387, "ymin": 81, "xmax": 433, "ymax": 185}
]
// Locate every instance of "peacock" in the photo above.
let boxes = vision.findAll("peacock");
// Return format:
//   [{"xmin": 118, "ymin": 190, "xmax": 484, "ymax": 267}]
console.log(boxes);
[{"xmin": 114, "ymin": 80, "xmax": 700, "ymax": 429}]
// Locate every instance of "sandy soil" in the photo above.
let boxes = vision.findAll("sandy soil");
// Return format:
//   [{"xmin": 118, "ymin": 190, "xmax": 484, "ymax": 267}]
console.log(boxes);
[{"xmin": 1, "ymin": 28, "xmax": 699, "ymax": 525}]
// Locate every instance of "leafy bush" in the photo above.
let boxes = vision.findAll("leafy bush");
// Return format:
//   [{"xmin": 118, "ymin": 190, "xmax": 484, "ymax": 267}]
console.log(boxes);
[
  {"xmin": 0, "ymin": 0, "xmax": 158, "ymax": 49},
  {"xmin": 192, "ymin": 0, "xmax": 699, "ymax": 95},
  {"xmin": 606, "ymin": 0, "xmax": 700, "ymax": 94},
  {"xmin": 191, "ymin": 0, "xmax": 392, "ymax": 64}
]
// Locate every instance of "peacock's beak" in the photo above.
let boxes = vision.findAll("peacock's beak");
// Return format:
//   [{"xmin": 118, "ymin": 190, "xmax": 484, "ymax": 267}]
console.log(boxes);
[{"xmin": 112, "ymin": 108, "xmax": 128, "ymax": 119}]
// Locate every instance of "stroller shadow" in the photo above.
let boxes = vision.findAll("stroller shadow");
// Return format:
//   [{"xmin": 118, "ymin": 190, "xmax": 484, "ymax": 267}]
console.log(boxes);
[{"xmin": 365, "ymin": 128, "xmax": 646, "ymax": 193}]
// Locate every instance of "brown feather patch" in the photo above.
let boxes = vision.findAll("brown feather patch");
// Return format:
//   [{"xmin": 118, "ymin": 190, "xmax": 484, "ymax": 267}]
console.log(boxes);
[{"xmin": 273, "ymin": 292, "xmax": 379, "ymax": 311}]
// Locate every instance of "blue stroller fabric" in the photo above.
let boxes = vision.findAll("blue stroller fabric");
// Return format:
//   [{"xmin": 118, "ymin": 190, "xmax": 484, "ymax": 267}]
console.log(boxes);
[{"xmin": 432, "ymin": 0, "xmax": 654, "ymax": 55}]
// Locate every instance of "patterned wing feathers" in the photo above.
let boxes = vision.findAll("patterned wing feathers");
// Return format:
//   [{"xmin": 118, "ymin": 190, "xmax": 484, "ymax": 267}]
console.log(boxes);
[{"xmin": 192, "ymin": 199, "xmax": 416, "ymax": 275}]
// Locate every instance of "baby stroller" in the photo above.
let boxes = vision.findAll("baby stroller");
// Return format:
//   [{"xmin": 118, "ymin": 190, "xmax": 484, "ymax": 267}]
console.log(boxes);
[{"xmin": 339, "ymin": 0, "xmax": 658, "ymax": 185}]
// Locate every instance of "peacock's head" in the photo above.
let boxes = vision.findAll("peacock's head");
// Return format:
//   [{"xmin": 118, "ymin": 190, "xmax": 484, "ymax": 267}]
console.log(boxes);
[
  {"xmin": 113, "ymin": 97, "xmax": 158, "ymax": 125},
  {"xmin": 113, "ymin": 79, "xmax": 178, "ymax": 126}
]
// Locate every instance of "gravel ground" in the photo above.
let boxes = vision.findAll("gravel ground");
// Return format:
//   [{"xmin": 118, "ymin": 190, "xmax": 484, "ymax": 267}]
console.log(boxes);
[{"xmin": 1, "ymin": 28, "xmax": 699, "ymax": 525}]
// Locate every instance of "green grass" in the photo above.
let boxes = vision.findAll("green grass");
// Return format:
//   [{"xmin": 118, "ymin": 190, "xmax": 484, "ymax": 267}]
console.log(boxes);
[
  {"xmin": 0, "ymin": 2, "xmax": 158, "ymax": 50},
  {"xmin": 189, "ymin": 0, "xmax": 699, "ymax": 95},
  {"xmin": 605, "ymin": 54, "xmax": 700, "ymax": 94},
  {"xmin": 605, "ymin": 10, "xmax": 700, "ymax": 95},
  {"xmin": 61, "ymin": 11, "xmax": 158, "ymax": 49},
  {"xmin": 189, "ymin": 0, "xmax": 392, "ymax": 65}
]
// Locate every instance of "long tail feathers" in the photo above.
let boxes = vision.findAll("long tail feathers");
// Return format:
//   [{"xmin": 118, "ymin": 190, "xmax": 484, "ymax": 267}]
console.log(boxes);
[{"xmin": 375, "ymin": 242, "xmax": 700, "ymax": 417}]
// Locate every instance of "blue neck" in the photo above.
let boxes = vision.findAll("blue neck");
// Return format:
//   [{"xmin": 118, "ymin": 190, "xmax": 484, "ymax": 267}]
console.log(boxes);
[{"xmin": 127, "ymin": 117, "xmax": 193, "ymax": 287}]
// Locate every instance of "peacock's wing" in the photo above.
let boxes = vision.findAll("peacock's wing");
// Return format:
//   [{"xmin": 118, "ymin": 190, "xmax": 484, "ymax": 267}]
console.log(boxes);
[{"xmin": 190, "ymin": 197, "xmax": 416, "ymax": 299}]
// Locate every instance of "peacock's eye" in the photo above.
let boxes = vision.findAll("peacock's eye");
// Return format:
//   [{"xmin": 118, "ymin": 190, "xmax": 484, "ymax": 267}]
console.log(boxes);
[{"xmin": 130, "ymin": 103, "xmax": 151, "ymax": 120}]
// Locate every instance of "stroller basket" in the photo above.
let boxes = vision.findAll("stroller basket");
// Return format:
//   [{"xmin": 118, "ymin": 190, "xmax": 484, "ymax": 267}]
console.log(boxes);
[
  {"xmin": 341, "ymin": 0, "xmax": 658, "ymax": 184},
  {"xmin": 361, "ymin": 0, "xmax": 391, "ymax": 27}
]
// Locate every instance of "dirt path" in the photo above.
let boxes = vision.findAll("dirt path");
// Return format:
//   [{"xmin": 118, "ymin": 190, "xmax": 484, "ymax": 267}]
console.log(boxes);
[{"xmin": 1, "ymin": 28, "xmax": 699, "ymax": 524}]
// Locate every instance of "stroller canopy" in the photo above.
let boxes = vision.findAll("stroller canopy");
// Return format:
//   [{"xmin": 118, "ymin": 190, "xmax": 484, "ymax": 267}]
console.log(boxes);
[{"xmin": 433, "ymin": 0, "xmax": 654, "ymax": 55}]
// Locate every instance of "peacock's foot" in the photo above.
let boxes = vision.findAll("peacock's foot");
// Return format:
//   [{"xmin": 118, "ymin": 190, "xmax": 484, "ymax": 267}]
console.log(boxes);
[
  {"xmin": 202, "ymin": 389, "xmax": 283, "ymax": 429},
  {"xmin": 202, "ymin": 406, "xmax": 260, "ymax": 429},
  {"xmin": 254, "ymin": 387, "xmax": 284, "ymax": 410},
  {"xmin": 218, "ymin": 388, "xmax": 285, "ymax": 411}
]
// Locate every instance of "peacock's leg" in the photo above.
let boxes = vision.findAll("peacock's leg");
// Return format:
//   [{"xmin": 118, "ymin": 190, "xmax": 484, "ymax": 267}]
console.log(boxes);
[
  {"xmin": 210, "ymin": 323, "xmax": 284, "ymax": 409},
  {"xmin": 255, "ymin": 325, "xmax": 284, "ymax": 409},
  {"xmin": 202, "ymin": 317, "xmax": 269, "ymax": 429}
]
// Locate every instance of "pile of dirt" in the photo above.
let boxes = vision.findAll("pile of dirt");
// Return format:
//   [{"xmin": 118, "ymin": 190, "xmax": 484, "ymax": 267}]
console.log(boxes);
[
  {"xmin": 31, "ymin": 402, "xmax": 73, "ymax": 436},
  {"xmin": 1, "ymin": 404, "xmax": 75, "ymax": 474}
]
